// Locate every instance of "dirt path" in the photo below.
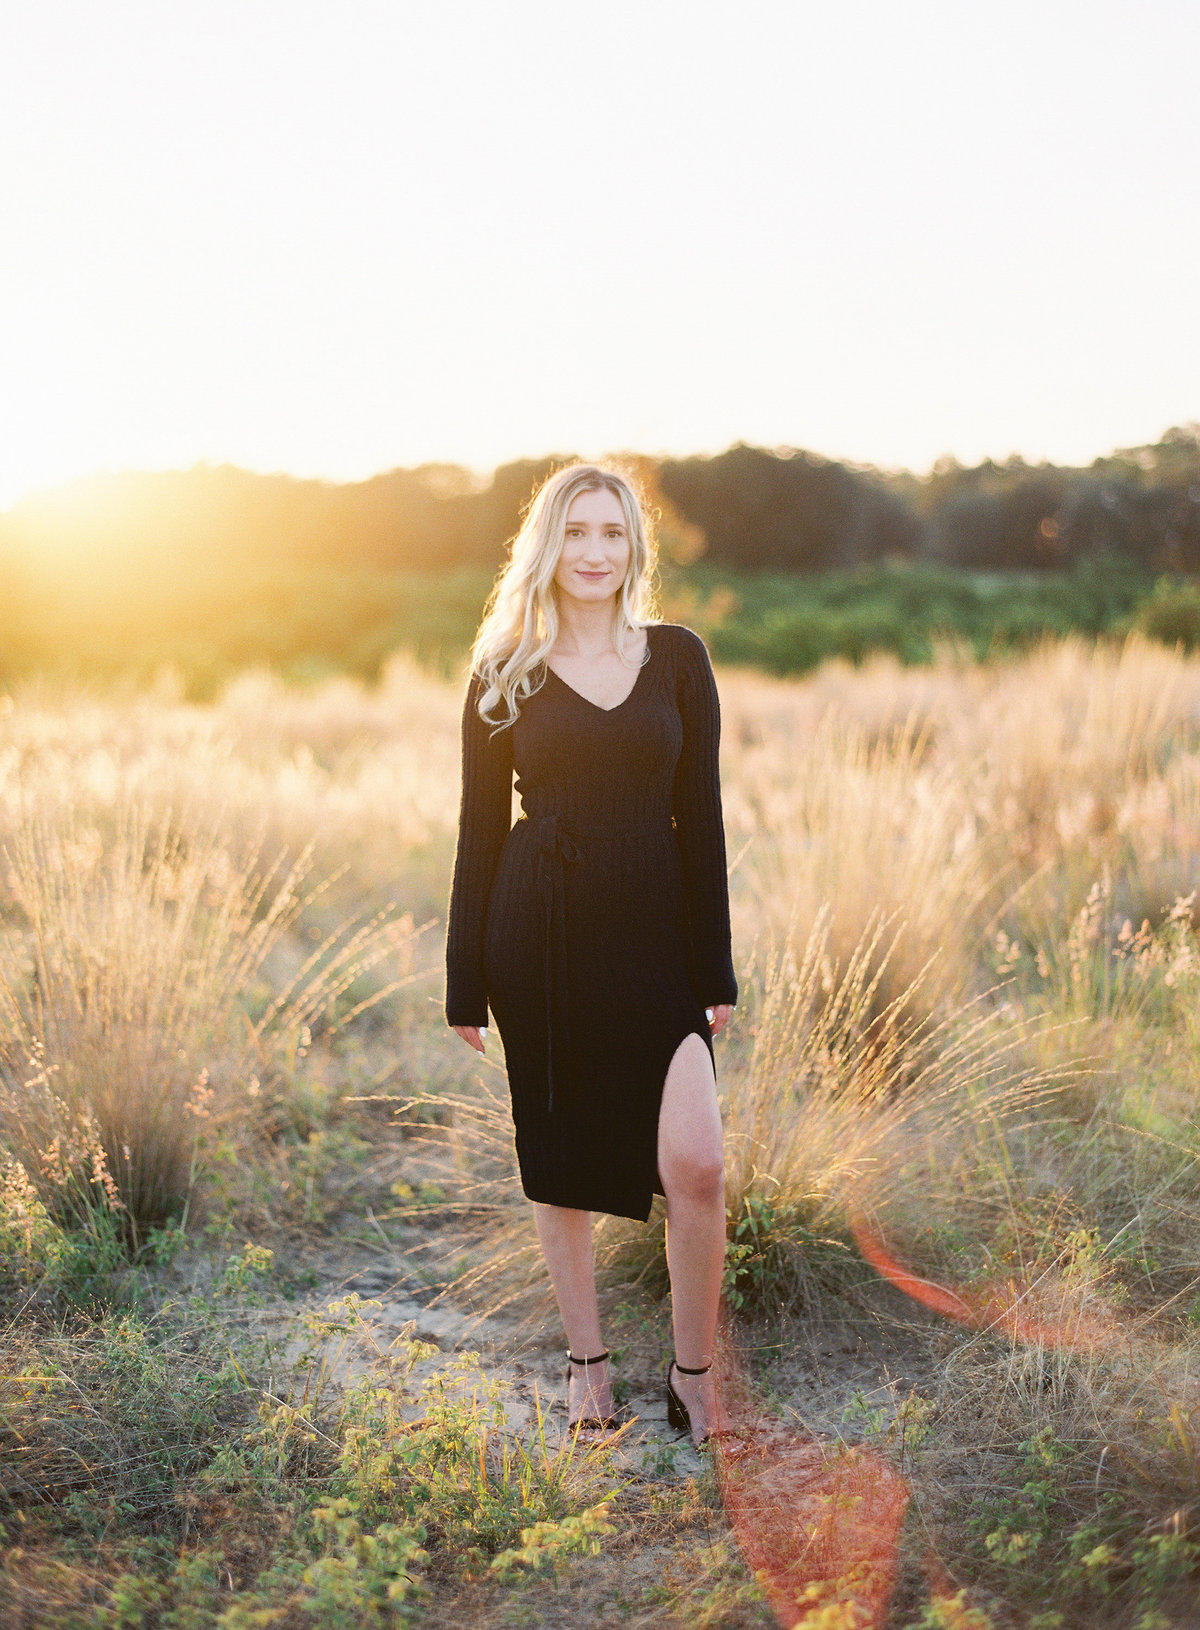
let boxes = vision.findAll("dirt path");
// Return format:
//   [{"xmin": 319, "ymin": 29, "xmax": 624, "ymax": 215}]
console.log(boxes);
[{"xmin": 237, "ymin": 1223, "xmax": 957, "ymax": 1628}]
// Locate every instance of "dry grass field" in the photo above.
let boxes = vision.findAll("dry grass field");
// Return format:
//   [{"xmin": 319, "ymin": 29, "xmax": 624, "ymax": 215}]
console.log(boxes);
[{"xmin": 3, "ymin": 636, "xmax": 1200, "ymax": 1628}]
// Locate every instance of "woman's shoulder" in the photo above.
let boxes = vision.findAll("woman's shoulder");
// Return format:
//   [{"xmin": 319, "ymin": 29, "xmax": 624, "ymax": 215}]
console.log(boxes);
[
  {"xmin": 648, "ymin": 620, "xmax": 708, "ymax": 649},
  {"xmin": 648, "ymin": 622, "xmax": 713, "ymax": 668}
]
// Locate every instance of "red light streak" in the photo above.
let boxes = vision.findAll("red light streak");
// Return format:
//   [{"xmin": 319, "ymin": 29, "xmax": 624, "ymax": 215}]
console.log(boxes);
[{"xmin": 708, "ymin": 1213, "xmax": 1125, "ymax": 1625}]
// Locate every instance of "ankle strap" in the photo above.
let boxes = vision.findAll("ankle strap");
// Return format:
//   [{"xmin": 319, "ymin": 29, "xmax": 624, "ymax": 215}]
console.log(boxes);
[
  {"xmin": 567, "ymin": 1349, "xmax": 609, "ymax": 1366},
  {"xmin": 672, "ymin": 1358, "xmax": 712, "ymax": 1376}
]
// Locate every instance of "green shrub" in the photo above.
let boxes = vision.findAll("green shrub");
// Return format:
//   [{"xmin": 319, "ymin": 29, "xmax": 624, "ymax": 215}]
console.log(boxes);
[
  {"xmin": 694, "ymin": 557, "xmax": 1157, "ymax": 676},
  {"xmin": 1134, "ymin": 580, "xmax": 1200, "ymax": 650}
]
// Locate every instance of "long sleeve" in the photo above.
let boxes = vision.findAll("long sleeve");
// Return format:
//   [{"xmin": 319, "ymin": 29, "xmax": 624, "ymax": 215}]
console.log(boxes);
[
  {"xmin": 671, "ymin": 629, "xmax": 738, "ymax": 1007},
  {"xmin": 445, "ymin": 672, "xmax": 514, "ymax": 1027}
]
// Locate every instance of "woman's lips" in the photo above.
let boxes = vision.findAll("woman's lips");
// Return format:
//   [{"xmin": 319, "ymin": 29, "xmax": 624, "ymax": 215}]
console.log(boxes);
[{"xmin": 577, "ymin": 571, "xmax": 608, "ymax": 579}]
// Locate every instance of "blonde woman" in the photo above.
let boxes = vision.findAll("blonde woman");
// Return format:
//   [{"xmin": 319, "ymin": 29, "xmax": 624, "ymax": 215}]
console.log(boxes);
[{"xmin": 445, "ymin": 462, "xmax": 737, "ymax": 1446}]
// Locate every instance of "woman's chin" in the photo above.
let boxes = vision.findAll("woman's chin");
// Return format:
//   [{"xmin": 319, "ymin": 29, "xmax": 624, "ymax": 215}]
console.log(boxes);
[{"xmin": 558, "ymin": 582, "xmax": 618, "ymax": 607}]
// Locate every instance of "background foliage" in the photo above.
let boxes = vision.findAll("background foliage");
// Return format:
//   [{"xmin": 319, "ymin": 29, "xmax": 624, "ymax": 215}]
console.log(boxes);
[{"xmin": 3, "ymin": 428, "xmax": 1200, "ymax": 695}]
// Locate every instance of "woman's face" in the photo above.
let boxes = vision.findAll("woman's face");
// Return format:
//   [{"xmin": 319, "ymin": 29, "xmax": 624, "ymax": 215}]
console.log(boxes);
[{"xmin": 553, "ymin": 486, "xmax": 631, "ymax": 609}]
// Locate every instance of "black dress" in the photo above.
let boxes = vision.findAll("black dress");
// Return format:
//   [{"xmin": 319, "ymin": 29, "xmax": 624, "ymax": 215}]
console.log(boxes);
[{"xmin": 444, "ymin": 621, "xmax": 738, "ymax": 1221}]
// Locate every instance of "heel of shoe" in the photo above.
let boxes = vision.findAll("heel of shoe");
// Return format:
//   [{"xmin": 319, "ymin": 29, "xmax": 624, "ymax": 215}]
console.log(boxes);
[{"xmin": 666, "ymin": 1358, "xmax": 712, "ymax": 1436}]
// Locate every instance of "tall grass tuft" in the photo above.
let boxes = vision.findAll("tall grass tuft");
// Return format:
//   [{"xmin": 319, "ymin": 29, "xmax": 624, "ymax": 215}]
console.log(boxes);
[
  {"xmin": 714, "ymin": 909, "xmax": 1065, "ymax": 1308},
  {"xmin": 0, "ymin": 802, "xmax": 413, "ymax": 1235},
  {"xmin": 725, "ymin": 703, "xmax": 995, "ymax": 1038}
]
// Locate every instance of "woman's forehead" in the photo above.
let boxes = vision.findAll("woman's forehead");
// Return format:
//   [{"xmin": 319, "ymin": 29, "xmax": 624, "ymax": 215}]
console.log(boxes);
[{"xmin": 564, "ymin": 486, "xmax": 627, "ymax": 526}]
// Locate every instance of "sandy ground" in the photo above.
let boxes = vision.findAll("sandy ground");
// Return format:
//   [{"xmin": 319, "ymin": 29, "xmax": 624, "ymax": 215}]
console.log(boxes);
[{"xmin": 227, "ymin": 1217, "xmax": 959, "ymax": 1629}]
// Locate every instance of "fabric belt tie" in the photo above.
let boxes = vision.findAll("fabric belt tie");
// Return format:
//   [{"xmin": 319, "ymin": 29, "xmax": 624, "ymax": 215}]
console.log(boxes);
[{"xmin": 522, "ymin": 810, "xmax": 673, "ymax": 1114}]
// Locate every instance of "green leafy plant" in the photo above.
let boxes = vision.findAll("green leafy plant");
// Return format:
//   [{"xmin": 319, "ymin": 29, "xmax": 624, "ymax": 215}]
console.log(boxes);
[
  {"xmin": 723, "ymin": 1186, "xmax": 828, "ymax": 1314},
  {"xmin": 300, "ymin": 1498, "xmax": 428, "ymax": 1625}
]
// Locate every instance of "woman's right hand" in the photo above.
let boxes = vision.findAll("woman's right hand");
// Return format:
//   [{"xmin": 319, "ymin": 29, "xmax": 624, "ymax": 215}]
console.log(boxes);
[{"xmin": 452, "ymin": 1024, "xmax": 487, "ymax": 1054}]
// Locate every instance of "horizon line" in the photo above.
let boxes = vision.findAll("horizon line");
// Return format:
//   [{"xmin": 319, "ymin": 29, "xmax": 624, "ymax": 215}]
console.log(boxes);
[{"xmin": 5, "ymin": 423, "xmax": 1199, "ymax": 517}]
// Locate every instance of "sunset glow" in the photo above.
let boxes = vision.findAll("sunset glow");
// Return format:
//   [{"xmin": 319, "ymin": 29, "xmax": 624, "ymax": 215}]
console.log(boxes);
[{"xmin": 1, "ymin": 0, "xmax": 1197, "ymax": 510}]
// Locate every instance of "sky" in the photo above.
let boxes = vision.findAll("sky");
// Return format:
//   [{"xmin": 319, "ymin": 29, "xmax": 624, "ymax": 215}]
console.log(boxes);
[{"xmin": 1, "ymin": 0, "xmax": 1197, "ymax": 509}]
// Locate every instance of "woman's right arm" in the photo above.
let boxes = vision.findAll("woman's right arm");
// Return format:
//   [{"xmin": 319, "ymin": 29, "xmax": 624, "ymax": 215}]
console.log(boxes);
[{"xmin": 445, "ymin": 672, "xmax": 514, "ymax": 1030}]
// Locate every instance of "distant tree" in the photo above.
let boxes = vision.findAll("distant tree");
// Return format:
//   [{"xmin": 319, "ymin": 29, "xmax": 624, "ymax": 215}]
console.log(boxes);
[
  {"xmin": 924, "ymin": 471, "xmax": 1072, "ymax": 570},
  {"xmin": 658, "ymin": 444, "xmax": 920, "ymax": 572},
  {"xmin": 459, "ymin": 457, "xmax": 567, "ymax": 565},
  {"xmin": 912, "ymin": 429, "xmax": 1200, "ymax": 572}
]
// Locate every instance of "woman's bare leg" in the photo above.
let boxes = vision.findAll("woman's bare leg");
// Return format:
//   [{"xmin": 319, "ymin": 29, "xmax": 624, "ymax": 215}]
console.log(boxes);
[
  {"xmin": 532, "ymin": 1201, "xmax": 613, "ymax": 1424},
  {"xmin": 657, "ymin": 1031, "xmax": 728, "ymax": 1444}
]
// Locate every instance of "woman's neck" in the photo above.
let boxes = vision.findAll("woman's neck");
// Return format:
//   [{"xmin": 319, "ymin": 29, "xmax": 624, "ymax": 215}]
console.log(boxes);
[{"xmin": 553, "ymin": 596, "xmax": 621, "ymax": 657}]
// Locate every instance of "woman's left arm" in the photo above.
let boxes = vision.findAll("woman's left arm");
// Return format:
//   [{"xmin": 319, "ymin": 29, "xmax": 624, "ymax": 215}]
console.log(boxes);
[{"xmin": 671, "ymin": 629, "xmax": 738, "ymax": 1013}]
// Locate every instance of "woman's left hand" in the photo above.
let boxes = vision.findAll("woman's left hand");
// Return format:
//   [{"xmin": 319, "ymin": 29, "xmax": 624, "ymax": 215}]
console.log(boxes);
[{"xmin": 707, "ymin": 1003, "xmax": 734, "ymax": 1037}]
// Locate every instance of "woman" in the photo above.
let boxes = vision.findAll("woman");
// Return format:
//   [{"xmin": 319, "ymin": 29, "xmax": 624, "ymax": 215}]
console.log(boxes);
[{"xmin": 445, "ymin": 462, "xmax": 737, "ymax": 1446}]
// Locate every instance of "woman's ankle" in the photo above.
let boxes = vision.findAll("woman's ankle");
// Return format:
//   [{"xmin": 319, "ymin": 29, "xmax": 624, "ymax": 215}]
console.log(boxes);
[{"xmin": 567, "ymin": 1354, "xmax": 614, "ymax": 1426}]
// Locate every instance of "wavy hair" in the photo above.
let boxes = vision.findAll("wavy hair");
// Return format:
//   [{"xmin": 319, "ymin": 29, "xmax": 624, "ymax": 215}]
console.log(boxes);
[{"xmin": 469, "ymin": 462, "xmax": 660, "ymax": 730}]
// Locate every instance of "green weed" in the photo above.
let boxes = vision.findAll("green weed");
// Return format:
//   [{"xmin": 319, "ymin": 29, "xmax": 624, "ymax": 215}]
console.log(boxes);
[{"xmin": 723, "ymin": 1187, "xmax": 831, "ymax": 1315}]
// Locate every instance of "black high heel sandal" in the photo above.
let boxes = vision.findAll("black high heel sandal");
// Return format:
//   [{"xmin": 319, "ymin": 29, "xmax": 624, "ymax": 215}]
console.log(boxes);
[
  {"xmin": 666, "ymin": 1358, "xmax": 712, "ymax": 1437},
  {"xmin": 566, "ymin": 1349, "xmax": 617, "ymax": 1431},
  {"xmin": 667, "ymin": 1359, "xmax": 754, "ymax": 1455}
]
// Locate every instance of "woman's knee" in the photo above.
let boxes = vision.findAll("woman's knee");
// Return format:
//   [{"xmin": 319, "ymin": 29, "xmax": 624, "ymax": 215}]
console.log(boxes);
[
  {"xmin": 658, "ymin": 1032, "xmax": 725, "ymax": 1202},
  {"xmin": 661, "ymin": 1146, "xmax": 726, "ymax": 1204}
]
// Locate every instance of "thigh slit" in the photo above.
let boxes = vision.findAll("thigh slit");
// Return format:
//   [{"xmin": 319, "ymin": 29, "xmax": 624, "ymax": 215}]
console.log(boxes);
[{"xmin": 653, "ymin": 1025, "xmax": 720, "ymax": 1198}]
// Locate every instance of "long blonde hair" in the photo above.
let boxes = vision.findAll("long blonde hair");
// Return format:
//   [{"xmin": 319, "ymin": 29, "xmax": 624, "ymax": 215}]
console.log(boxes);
[{"xmin": 470, "ymin": 462, "xmax": 660, "ymax": 730}]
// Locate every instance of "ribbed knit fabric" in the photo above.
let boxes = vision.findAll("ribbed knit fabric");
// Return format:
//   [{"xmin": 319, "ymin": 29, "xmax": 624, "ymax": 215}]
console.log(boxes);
[{"xmin": 444, "ymin": 622, "xmax": 738, "ymax": 1221}]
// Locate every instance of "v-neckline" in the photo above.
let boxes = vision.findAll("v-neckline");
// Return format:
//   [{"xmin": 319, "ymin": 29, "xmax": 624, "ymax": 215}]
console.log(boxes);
[{"xmin": 544, "ymin": 626, "xmax": 655, "ymax": 715}]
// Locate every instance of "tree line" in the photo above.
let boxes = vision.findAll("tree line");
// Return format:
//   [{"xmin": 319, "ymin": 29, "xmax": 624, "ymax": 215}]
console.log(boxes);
[
  {"xmin": 2, "ymin": 428, "xmax": 1199, "ymax": 690},
  {"xmin": 3, "ymin": 426, "xmax": 1199, "ymax": 581},
  {"xmin": 660, "ymin": 427, "xmax": 1200, "ymax": 574}
]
